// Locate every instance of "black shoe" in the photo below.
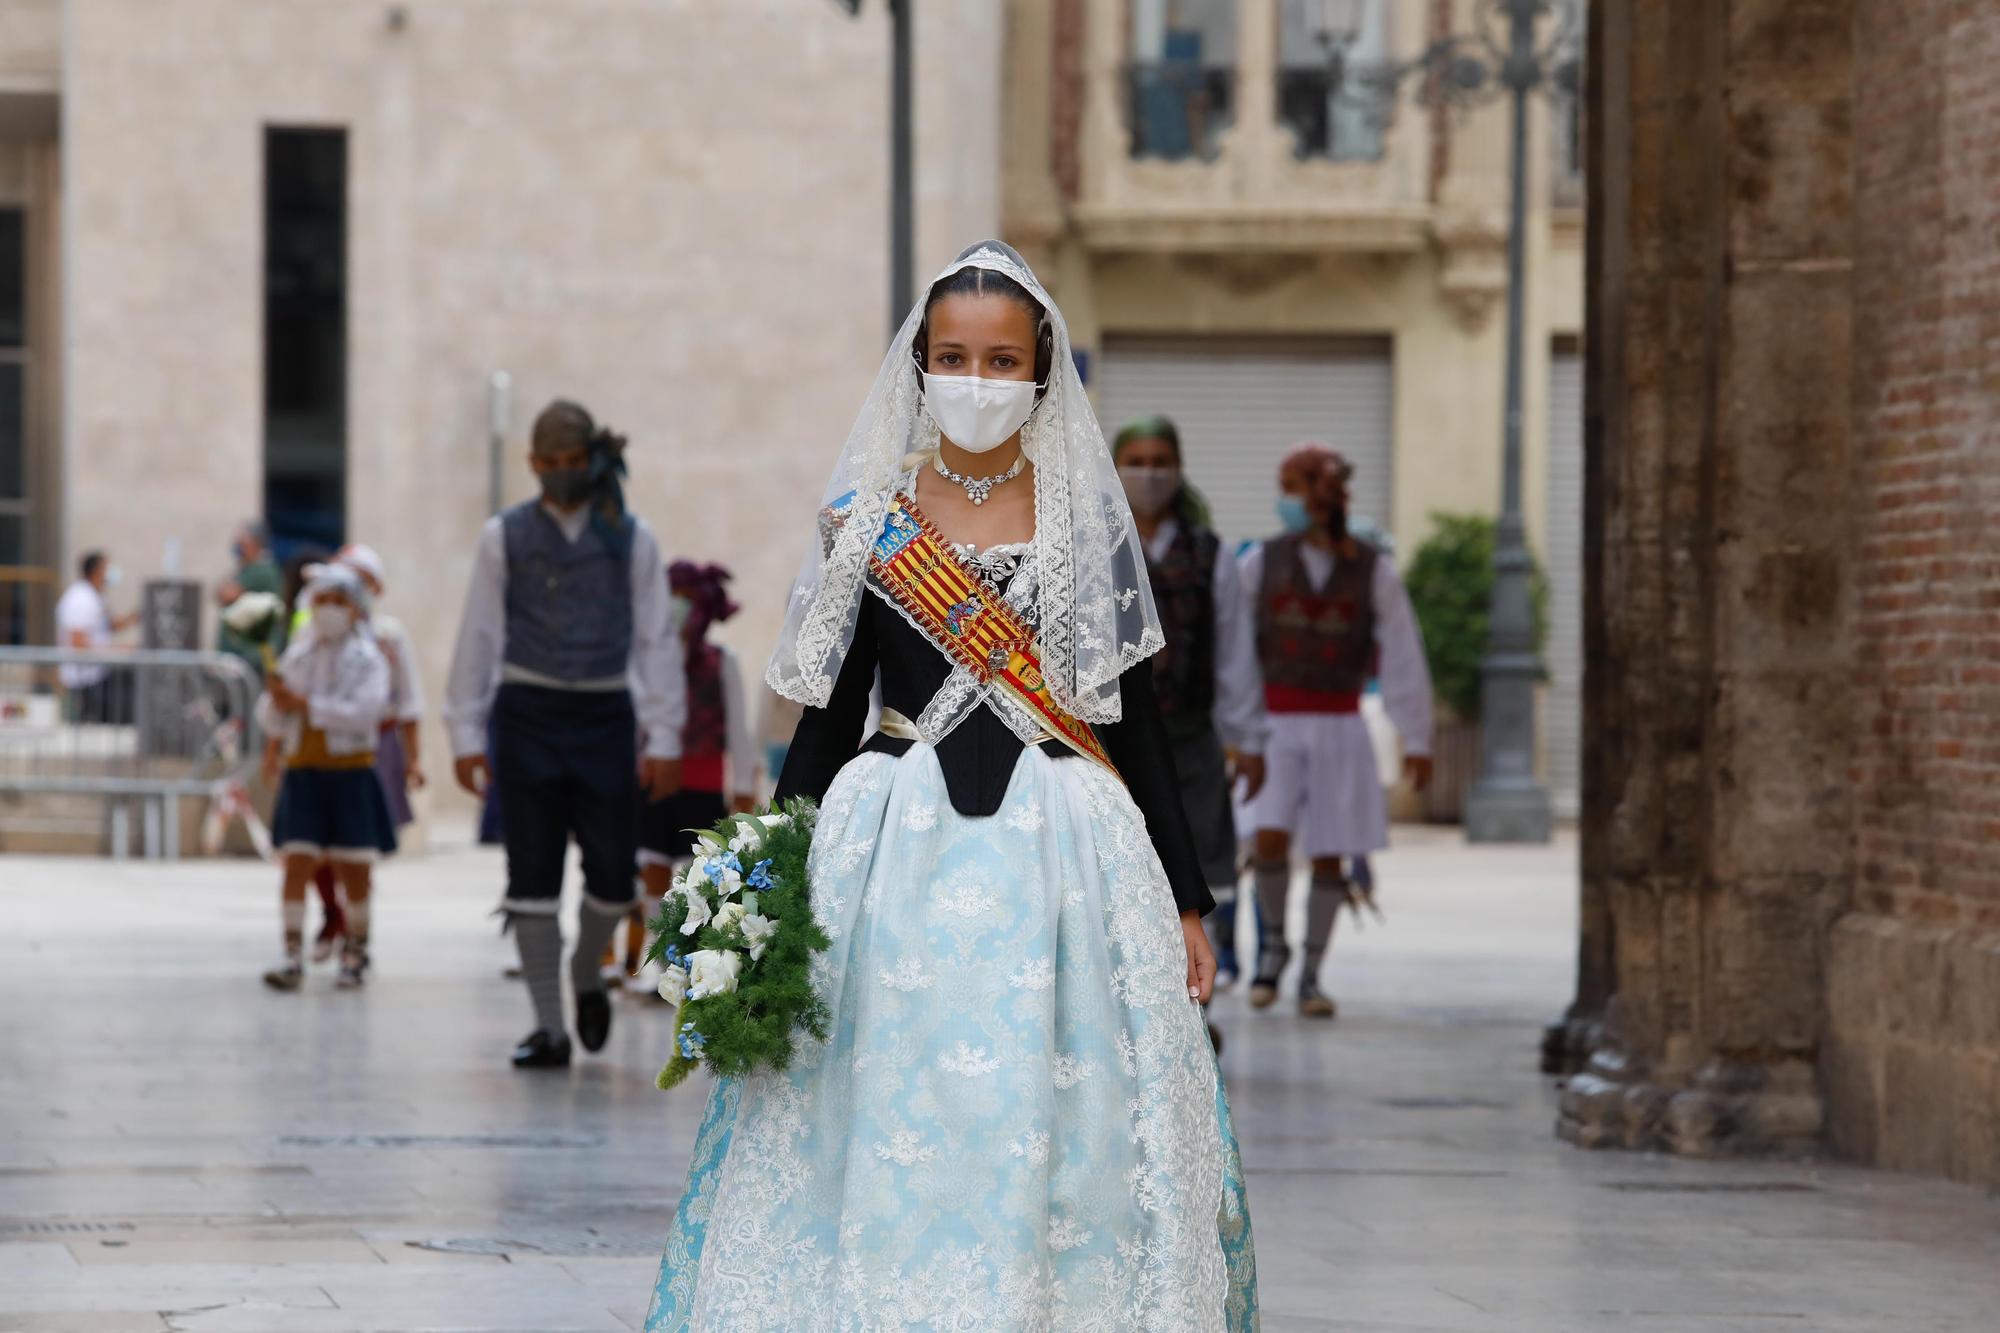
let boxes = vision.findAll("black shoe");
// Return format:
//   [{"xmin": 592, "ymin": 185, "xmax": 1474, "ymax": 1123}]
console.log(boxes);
[
  {"xmin": 1299, "ymin": 975, "xmax": 1338, "ymax": 1020},
  {"xmin": 1249, "ymin": 941, "xmax": 1289, "ymax": 1010},
  {"xmin": 1247, "ymin": 978, "xmax": 1279, "ymax": 1010},
  {"xmin": 1207, "ymin": 1022, "xmax": 1225, "ymax": 1055},
  {"xmin": 512, "ymin": 1029, "xmax": 572, "ymax": 1069},
  {"xmin": 575, "ymin": 987, "xmax": 612, "ymax": 1053}
]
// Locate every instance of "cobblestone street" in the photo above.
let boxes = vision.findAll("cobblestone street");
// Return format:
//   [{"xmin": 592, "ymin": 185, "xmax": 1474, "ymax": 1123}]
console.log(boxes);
[{"xmin": 3, "ymin": 831, "xmax": 1997, "ymax": 1332}]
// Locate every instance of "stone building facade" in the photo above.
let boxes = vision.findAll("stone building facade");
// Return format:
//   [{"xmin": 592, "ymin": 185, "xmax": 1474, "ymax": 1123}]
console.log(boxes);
[
  {"xmin": 1003, "ymin": 0, "xmax": 1587, "ymax": 809},
  {"xmin": 0, "ymin": 0, "xmax": 1001, "ymax": 832},
  {"xmin": 1557, "ymin": 0, "xmax": 2000, "ymax": 1188}
]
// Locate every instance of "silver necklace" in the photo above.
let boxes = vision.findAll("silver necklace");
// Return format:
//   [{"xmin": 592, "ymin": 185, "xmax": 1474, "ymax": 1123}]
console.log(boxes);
[{"xmin": 933, "ymin": 451, "xmax": 1025, "ymax": 506}]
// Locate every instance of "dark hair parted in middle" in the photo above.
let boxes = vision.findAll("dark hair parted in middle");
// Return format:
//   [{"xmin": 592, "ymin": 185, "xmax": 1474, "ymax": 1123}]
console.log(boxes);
[{"xmin": 912, "ymin": 241, "xmax": 1056, "ymax": 395}]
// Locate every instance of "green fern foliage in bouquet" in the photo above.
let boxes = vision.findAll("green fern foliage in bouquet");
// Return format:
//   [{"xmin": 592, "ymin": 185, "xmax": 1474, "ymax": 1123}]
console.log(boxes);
[{"xmin": 645, "ymin": 799, "xmax": 830, "ymax": 1091}]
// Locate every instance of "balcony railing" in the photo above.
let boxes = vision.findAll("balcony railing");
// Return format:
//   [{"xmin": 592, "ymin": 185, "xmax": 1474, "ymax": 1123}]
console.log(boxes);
[
  {"xmin": 1124, "ymin": 62, "xmax": 1236, "ymax": 162},
  {"xmin": 1276, "ymin": 65, "xmax": 1386, "ymax": 163}
]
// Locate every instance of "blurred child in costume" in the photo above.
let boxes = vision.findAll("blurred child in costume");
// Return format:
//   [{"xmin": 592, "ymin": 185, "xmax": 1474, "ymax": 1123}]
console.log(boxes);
[{"xmin": 258, "ymin": 563, "xmax": 396, "ymax": 992}]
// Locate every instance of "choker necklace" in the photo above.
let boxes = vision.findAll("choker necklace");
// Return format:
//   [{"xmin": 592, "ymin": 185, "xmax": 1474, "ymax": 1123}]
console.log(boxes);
[{"xmin": 933, "ymin": 451, "xmax": 1026, "ymax": 506}]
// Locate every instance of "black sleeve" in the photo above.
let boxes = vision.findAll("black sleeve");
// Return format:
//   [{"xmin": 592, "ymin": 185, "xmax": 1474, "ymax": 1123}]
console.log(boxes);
[
  {"xmin": 774, "ymin": 602, "xmax": 878, "ymax": 805},
  {"xmin": 1097, "ymin": 663, "xmax": 1216, "ymax": 918}
]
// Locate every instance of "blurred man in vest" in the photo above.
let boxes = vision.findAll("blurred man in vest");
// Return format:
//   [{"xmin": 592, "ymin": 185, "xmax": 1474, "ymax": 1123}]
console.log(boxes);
[
  {"xmin": 445, "ymin": 400, "xmax": 685, "ymax": 1069},
  {"xmin": 1241, "ymin": 443, "xmax": 1433, "ymax": 1018}
]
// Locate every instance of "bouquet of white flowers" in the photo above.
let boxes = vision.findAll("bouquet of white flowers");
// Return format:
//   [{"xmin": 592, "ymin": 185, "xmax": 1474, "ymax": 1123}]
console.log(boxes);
[
  {"xmin": 646, "ymin": 799, "xmax": 829, "ymax": 1090},
  {"xmin": 221, "ymin": 590, "xmax": 288, "ymax": 673}
]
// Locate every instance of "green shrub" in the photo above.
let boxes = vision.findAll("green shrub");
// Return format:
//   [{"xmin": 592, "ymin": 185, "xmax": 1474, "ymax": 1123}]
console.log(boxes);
[{"xmin": 1401, "ymin": 512, "xmax": 1549, "ymax": 722}]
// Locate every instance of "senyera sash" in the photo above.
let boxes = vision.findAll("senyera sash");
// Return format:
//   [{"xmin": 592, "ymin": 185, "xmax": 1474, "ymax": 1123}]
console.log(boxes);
[{"xmin": 867, "ymin": 493, "xmax": 1119, "ymax": 779}]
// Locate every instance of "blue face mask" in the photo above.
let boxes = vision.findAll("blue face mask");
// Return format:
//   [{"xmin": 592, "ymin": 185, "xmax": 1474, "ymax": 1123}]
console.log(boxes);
[{"xmin": 1276, "ymin": 495, "xmax": 1312, "ymax": 534}]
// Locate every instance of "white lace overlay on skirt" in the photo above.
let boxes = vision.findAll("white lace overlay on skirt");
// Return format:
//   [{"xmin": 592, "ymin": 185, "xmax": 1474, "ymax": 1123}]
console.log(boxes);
[{"xmin": 683, "ymin": 746, "xmax": 1230, "ymax": 1331}]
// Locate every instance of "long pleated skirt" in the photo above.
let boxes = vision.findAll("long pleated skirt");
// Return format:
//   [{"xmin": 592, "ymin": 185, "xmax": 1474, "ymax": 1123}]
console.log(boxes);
[{"xmin": 645, "ymin": 743, "xmax": 1258, "ymax": 1332}]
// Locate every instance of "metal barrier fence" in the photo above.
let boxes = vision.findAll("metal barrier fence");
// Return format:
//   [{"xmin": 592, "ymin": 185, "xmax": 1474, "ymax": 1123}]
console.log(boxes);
[{"xmin": 0, "ymin": 648, "xmax": 261, "ymax": 859}]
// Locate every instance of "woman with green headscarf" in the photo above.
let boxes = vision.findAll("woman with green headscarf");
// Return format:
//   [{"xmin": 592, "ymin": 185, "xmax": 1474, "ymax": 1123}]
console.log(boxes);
[{"xmin": 1113, "ymin": 415, "xmax": 1269, "ymax": 995}]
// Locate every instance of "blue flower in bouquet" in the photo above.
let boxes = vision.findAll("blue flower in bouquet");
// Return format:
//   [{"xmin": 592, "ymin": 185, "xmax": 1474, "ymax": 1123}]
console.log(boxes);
[
  {"xmin": 703, "ymin": 852, "xmax": 745, "ymax": 894},
  {"xmin": 647, "ymin": 799, "xmax": 829, "ymax": 1092}
]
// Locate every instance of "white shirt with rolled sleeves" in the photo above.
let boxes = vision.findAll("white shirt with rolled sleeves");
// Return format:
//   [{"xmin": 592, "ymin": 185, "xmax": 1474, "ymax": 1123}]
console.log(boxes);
[
  {"xmin": 1141, "ymin": 518, "xmax": 1268, "ymax": 755},
  {"xmin": 1237, "ymin": 538, "xmax": 1434, "ymax": 858},
  {"xmin": 443, "ymin": 504, "xmax": 686, "ymax": 761}
]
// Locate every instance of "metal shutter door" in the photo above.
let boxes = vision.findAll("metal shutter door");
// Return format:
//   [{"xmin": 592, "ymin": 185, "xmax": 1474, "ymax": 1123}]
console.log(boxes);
[
  {"xmin": 1543, "ymin": 351, "xmax": 1584, "ymax": 818},
  {"xmin": 1095, "ymin": 337, "xmax": 1395, "ymax": 550}
]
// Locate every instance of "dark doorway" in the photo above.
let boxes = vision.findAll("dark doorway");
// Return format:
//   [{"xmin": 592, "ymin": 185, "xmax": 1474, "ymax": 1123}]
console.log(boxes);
[{"xmin": 262, "ymin": 127, "xmax": 347, "ymax": 557}]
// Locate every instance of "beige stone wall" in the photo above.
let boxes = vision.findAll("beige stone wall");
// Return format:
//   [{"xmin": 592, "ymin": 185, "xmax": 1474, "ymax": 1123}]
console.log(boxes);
[
  {"xmin": 0, "ymin": 0, "xmax": 59, "ymax": 90},
  {"xmin": 1003, "ymin": 0, "xmax": 1585, "ymax": 560},
  {"xmin": 57, "ymin": 0, "xmax": 1000, "ymax": 831},
  {"xmin": 914, "ymin": 0, "xmax": 1005, "ymax": 280}
]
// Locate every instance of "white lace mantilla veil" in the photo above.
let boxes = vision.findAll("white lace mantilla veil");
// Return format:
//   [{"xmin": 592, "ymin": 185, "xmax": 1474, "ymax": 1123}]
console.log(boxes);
[{"xmin": 766, "ymin": 241, "xmax": 1165, "ymax": 726}]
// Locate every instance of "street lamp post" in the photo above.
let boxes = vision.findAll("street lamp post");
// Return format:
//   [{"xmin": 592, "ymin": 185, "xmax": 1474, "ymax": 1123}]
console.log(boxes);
[
  {"xmin": 834, "ymin": 0, "xmax": 915, "ymax": 335},
  {"xmin": 1319, "ymin": 0, "xmax": 1580, "ymax": 844}
]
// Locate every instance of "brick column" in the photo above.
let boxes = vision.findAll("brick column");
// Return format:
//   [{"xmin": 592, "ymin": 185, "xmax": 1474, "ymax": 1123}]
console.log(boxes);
[
  {"xmin": 1825, "ymin": 0, "xmax": 2000, "ymax": 1185},
  {"xmin": 1559, "ymin": 0, "xmax": 1855, "ymax": 1157}
]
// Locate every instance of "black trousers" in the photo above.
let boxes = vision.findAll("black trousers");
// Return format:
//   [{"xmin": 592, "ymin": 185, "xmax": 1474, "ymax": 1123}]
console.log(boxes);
[
  {"xmin": 493, "ymin": 683, "xmax": 638, "ymax": 914},
  {"xmin": 73, "ymin": 671, "xmax": 135, "ymax": 725}
]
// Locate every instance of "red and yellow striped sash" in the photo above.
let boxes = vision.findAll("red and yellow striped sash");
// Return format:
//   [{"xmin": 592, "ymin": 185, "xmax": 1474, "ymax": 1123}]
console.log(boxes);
[{"xmin": 867, "ymin": 494, "xmax": 1118, "ymax": 778}]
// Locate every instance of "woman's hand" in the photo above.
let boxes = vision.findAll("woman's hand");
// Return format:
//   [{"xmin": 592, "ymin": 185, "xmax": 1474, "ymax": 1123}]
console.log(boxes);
[{"xmin": 1181, "ymin": 910, "xmax": 1216, "ymax": 1005}]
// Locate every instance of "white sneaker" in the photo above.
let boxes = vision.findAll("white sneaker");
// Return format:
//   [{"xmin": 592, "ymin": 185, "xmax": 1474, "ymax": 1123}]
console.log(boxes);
[
  {"xmin": 600, "ymin": 961, "xmax": 627, "ymax": 991},
  {"xmin": 632, "ymin": 961, "xmax": 666, "ymax": 1002}
]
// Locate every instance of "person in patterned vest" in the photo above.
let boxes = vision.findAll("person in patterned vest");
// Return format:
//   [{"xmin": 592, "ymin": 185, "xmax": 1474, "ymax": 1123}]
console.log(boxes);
[
  {"xmin": 444, "ymin": 400, "xmax": 687, "ymax": 1069},
  {"xmin": 1241, "ymin": 443, "xmax": 1434, "ymax": 1018},
  {"xmin": 1113, "ymin": 416, "xmax": 1268, "ymax": 996},
  {"xmin": 619, "ymin": 559, "xmax": 758, "ymax": 998}
]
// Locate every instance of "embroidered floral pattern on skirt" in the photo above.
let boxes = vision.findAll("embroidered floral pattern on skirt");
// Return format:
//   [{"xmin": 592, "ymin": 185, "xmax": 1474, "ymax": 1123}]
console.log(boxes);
[{"xmin": 646, "ymin": 744, "xmax": 1257, "ymax": 1331}]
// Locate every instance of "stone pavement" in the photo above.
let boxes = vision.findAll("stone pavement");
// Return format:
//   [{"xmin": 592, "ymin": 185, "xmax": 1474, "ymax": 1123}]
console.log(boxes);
[{"xmin": 2, "ymin": 829, "xmax": 1997, "ymax": 1333}]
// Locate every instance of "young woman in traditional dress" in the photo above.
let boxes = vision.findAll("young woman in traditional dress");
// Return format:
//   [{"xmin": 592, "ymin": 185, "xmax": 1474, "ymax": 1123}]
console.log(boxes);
[{"xmin": 644, "ymin": 242, "xmax": 1257, "ymax": 1331}]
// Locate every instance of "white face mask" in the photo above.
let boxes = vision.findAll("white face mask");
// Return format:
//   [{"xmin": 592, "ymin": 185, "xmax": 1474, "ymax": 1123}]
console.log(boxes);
[
  {"xmin": 312, "ymin": 604, "xmax": 355, "ymax": 640},
  {"xmin": 922, "ymin": 373, "xmax": 1040, "ymax": 454},
  {"xmin": 1118, "ymin": 465, "xmax": 1181, "ymax": 518}
]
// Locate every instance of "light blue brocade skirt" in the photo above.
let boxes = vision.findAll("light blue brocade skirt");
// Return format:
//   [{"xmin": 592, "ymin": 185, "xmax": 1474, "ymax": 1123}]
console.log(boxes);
[{"xmin": 646, "ymin": 744, "xmax": 1259, "ymax": 1331}]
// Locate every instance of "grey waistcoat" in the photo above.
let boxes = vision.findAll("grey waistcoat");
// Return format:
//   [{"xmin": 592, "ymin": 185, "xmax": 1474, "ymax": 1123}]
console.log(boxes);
[{"xmin": 501, "ymin": 501, "xmax": 633, "ymax": 683}]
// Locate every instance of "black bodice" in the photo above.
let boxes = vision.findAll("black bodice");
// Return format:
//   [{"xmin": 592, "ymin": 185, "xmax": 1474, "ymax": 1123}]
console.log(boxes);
[{"xmin": 774, "ymin": 586, "xmax": 1215, "ymax": 917}]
